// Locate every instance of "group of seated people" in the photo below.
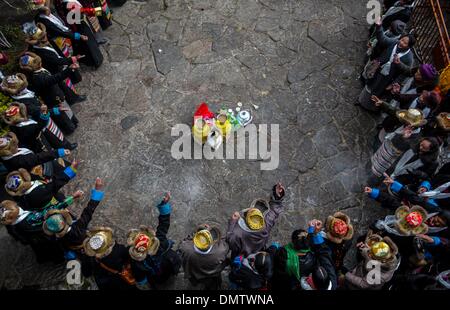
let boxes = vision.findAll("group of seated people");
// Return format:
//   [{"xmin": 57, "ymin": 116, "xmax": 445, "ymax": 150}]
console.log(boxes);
[{"xmin": 0, "ymin": 0, "xmax": 450, "ymax": 291}]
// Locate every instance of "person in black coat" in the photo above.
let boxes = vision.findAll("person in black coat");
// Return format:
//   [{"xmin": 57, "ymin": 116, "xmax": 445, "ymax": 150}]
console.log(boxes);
[
  {"xmin": 0, "ymin": 73, "xmax": 78, "ymax": 150},
  {"xmin": 365, "ymin": 174, "xmax": 443, "ymax": 213},
  {"xmin": 2, "ymin": 102, "xmax": 50, "ymax": 153},
  {"xmin": 23, "ymin": 21, "xmax": 86, "ymax": 105},
  {"xmin": 0, "ymin": 131, "xmax": 71, "ymax": 173},
  {"xmin": 44, "ymin": 1, "xmax": 103, "ymax": 68},
  {"xmin": 0, "ymin": 193, "xmax": 83, "ymax": 264},
  {"xmin": 271, "ymin": 229, "xmax": 315, "ymax": 290},
  {"xmin": 299, "ymin": 219, "xmax": 338, "ymax": 290},
  {"xmin": 229, "ymin": 251, "xmax": 273, "ymax": 290},
  {"xmin": 82, "ymin": 227, "xmax": 136, "ymax": 290},
  {"xmin": 4, "ymin": 161, "xmax": 79, "ymax": 211},
  {"xmin": 128, "ymin": 193, "xmax": 181, "ymax": 290},
  {"xmin": 42, "ymin": 177, "xmax": 104, "ymax": 253},
  {"xmin": 19, "ymin": 52, "xmax": 79, "ymax": 135}
]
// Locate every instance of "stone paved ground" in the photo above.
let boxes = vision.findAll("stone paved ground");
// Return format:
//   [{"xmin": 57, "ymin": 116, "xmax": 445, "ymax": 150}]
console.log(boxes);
[{"xmin": 0, "ymin": 0, "xmax": 390, "ymax": 289}]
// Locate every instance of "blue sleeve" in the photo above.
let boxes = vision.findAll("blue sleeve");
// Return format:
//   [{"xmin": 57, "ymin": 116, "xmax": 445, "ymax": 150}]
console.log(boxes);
[
  {"xmin": 312, "ymin": 234, "xmax": 324, "ymax": 245},
  {"xmin": 390, "ymin": 181, "xmax": 403, "ymax": 193},
  {"xmin": 369, "ymin": 188, "xmax": 380, "ymax": 199},
  {"xmin": 63, "ymin": 166, "xmax": 77, "ymax": 179},
  {"xmin": 136, "ymin": 277, "xmax": 148, "ymax": 285},
  {"xmin": 90, "ymin": 189, "xmax": 104, "ymax": 202},
  {"xmin": 427, "ymin": 199, "xmax": 439, "ymax": 209},
  {"xmin": 74, "ymin": 32, "xmax": 81, "ymax": 40},
  {"xmin": 307, "ymin": 226, "xmax": 315, "ymax": 234},
  {"xmin": 57, "ymin": 148, "xmax": 66, "ymax": 158},
  {"xmin": 156, "ymin": 201, "xmax": 171, "ymax": 215},
  {"xmin": 52, "ymin": 107, "xmax": 61, "ymax": 115},
  {"xmin": 428, "ymin": 237, "xmax": 441, "ymax": 247},
  {"xmin": 420, "ymin": 181, "xmax": 431, "ymax": 191}
]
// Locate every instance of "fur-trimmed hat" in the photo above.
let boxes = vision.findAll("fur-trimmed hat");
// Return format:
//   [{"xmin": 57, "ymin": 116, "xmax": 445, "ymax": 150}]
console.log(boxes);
[
  {"xmin": 42, "ymin": 209, "xmax": 73, "ymax": 238},
  {"xmin": 19, "ymin": 51, "xmax": 42, "ymax": 72},
  {"xmin": 22, "ymin": 22, "xmax": 47, "ymax": 45},
  {"xmin": 366, "ymin": 234, "xmax": 398, "ymax": 263},
  {"xmin": 2, "ymin": 102, "xmax": 28, "ymax": 125},
  {"xmin": 0, "ymin": 132, "xmax": 19, "ymax": 157},
  {"xmin": 436, "ymin": 112, "xmax": 450, "ymax": 132},
  {"xmin": 193, "ymin": 224, "xmax": 221, "ymax": 252},
  {"xmin": 395, "ymin": 205, "xmax": 428, "ymax": 236},
  {"xmin": 325, "ymin": 212, "xmax": 354, "ymax": 244},
  {"xmin": 0, "ymin": 200, "xmax": 20, "ymax": 225},
  {"xmin": 396, "ymin": 108, "xmax": 427, "ymax": 127},
  {"xmin": 0, "ymin": 73, "xmax": 28, "ymax": 96},
  {"xmin": 83, "ymin": 227, "xmax": 115, "ymax": 259},
  {"xmin": 241, "ymin": 198, "xmax": 270, "ymax": 231},
  {"xmin": 4, "ymin": 168, "xmax": 32, "ymax": 197},
  {"xmin": 127, "ymin": 226, "xmax": 160, "ymax": 261}
]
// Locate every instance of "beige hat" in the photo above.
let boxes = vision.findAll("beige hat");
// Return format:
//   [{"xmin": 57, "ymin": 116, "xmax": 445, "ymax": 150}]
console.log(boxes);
[
  {"xmin": 396, "ymin": 108, "xmax": 427, "ymax": 127},
  {"xmin": 83, "ymin": 227, "xmax": 116, "ymax": 259},
  {"xmin": 0, "ymin": 200, "xmax": 20, "ymax": 225},
  {"xmin": 0, "ymin": 73, "xmax": 28, "ymax": 96},
  {"xmin": 42, "ymin": 209, "xmax": 73, "ymax": 238},
  {"xmin": 325, "ymin": 212, "xmax": 354, "ymax": 244},
  {"xmin": 127, "ymin": 226, "xmax": 160, "ymax": 261}
]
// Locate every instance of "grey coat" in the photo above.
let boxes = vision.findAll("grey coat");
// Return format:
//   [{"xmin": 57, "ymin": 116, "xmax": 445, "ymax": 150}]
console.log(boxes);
[
  {"xmin": 179, "ymin": 237, "xmax": 229, "ymax": 281},
  {"xmin": 226, "ymin": 195, "xmax": 284, "ymax": 258}
]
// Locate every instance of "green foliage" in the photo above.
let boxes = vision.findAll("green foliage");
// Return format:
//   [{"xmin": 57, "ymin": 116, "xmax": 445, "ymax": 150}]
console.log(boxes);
[
  {"xmin": 0, "ymin": 24, "xmax": 27, "ymax": 75},
  {"xmin": 0, "ymin": 91, "xmax": 11, "ymax": 136}
]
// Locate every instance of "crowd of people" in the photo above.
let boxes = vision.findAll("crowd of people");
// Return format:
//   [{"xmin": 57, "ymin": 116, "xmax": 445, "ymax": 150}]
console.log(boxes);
[{"xmin": 0, "ymin": 0, "xmax": 450, "ymax": 290}]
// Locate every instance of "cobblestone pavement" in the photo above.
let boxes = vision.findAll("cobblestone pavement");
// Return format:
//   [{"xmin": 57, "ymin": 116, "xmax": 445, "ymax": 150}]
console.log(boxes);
[{"xmin": 0, "ymin": 0, "xmax": 389, "ymax": 289}]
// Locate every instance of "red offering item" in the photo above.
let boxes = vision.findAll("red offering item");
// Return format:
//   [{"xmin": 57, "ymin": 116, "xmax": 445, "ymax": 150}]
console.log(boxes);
[
  {"xmin": 194, "ymin": 102, "xmax": 215, "ymax": 122},
  {"xmin": 332, "ymin": 219, "xmax": 349, "ymax": 236},
  {"xmin": 406, "ymin": 211, "xmax": 423, "ymax": 227}
]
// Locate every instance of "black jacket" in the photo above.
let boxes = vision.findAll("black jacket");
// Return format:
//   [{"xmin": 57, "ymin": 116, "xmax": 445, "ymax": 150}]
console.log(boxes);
[
  {"xmin": 17, "ymin": 166, "xmax": 75, "ymax": 210},
  {"xmin": 29, "ymin": 45, "xmax": 73, "ymax": 75},
  {"xmin": 272, "ymin": 246, "xmax": 315, "ymax": 290},
  {"xmin": 28, "ymin": 67, "xmax": 72, "ymax": 107},
  {"xmin": 88, "ymin": 244, "xmax": 135, "ymax": 290},
  {"xmin": 9, "ymin": 119, "xmax": 47, "ymax": 153},
  {"xmin": 130, "ymin": 214, "xmax": 181, "ymax": 285},
  {"xmin": 58, "ymin": 198, "xmax": 100, "ymax": 250},
  {"xmin": 1, "ymin": 149, "xmax": 60, "ymax": 172}
]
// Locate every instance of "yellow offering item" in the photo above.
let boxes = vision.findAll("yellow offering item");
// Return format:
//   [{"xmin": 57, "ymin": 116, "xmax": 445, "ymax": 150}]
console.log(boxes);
[{"xmin": 192, "ymin": 118, "xmax": 211, "ymax": 144}]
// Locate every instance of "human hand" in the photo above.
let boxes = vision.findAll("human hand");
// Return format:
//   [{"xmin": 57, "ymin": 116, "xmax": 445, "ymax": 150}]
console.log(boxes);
[
  {"xmin": 80, "ymin": 35, "xmax": 88, "ymax": 41},
  {"xmin": 383, "ymin": 172, "xmax": 394, "ymax": 186},
  {"xmin": 73, "ymin": 190, "xmax": 85, "ymax": 199},
  {"xmin": 364, "ymin": 187, "xmax": 373, "ymax": 194},
  {"xmin": 391, "ymin": 83, "xmax": 401, "ymax": 94},
  {"xmin": 402, "ymin": 125, "xmax": 413, "ymax": 139},
  {"xmin": 371, "ymin": 95, "xmax": 383, "ymax": 107},
  {"xmin": 69, "ymin": 63, "xmax": 80, "ymax": 70},
  {"xmin": 393, "ymin": 54, "xmax": 400, "ymax": 64},
  {"xmin": 162, "ymin": 191, "xmax": 171, "ymax": 203},
  {"xmin": 71, "ymin": 159, "xmax": 80, "ymax": 170},
  {"xmin": 274, "ymin": 182, "xmax": 285, "ymax": 199},
  {"xmin": 232, "ymin": 211, "xmax": 240, "ymax": 221},
  {"xmin": 416, "ymin": 234, "xmax": 434, "ymax": 244},
  {"xmin": 375, "ymin": 17, "xmax": 382, "ymax": 27},
  {"xmin": 95, "ymin": 177, "xmax": 103, "ymax": 191},
  {"xmin": 58, "ymin": 104, "xmax": 70, "ymax": 112}
]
